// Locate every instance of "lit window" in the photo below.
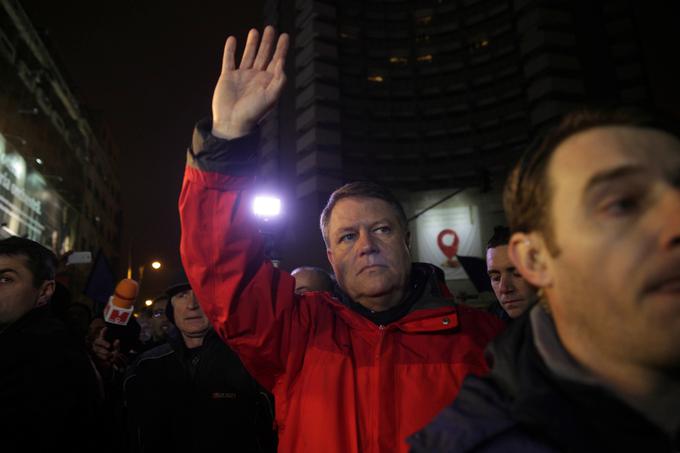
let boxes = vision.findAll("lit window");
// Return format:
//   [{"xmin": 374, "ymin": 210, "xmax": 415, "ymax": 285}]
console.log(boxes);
[
  {"xmin": 417, "ymin": 54, "xmax": 433, "ymax": 63},
  {"xmin": 416, "ymin": 15, "xmax": 433, "ymax": 25},
  {"xmin": 389, "ymin": 56, "xmax": 408, "ymax": 64},
  {"xmin": 367, "ymin": 75, "xmax": 384, "ymax": 83}
]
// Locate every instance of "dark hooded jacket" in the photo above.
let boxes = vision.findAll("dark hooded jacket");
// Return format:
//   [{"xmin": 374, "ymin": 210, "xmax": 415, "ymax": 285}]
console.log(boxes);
[
  {"xmin": 0, "ymin": 306, "xmax": 104, "ymax": 452},
  {"xmin": 408, "ymin": 308, "xmax": 679, "ymax": 452},
  {"xmin": 123, "ymin": 329, "xmax": 275, "ymax": 453}
]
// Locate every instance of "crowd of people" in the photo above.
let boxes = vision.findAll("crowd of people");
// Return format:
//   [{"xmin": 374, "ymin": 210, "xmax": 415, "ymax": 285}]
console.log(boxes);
[{"xmin": 0, "ymin": 25, "xmax": 678, "ymax": 452}]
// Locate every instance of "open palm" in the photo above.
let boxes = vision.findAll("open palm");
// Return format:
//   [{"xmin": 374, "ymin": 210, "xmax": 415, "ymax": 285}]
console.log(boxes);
[{"xmin": 212, "ymin": 27, "xmax": 289, "ymax": 139}]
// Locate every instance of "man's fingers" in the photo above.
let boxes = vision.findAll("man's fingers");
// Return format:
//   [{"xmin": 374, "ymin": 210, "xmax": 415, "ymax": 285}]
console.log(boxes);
[
  {"xmin": 239, "ymin": 28, "xmax": 260, "ymax": 69},
  {"xmin": 253, "ymin": 25, "xmax": 275, "ymax": 70},
  {"xmin": 221, "ymin": 36, "xmax": 237, "ymax": 72},
  {"xmin": 266, "ymin": 33, "xmax": 289, "ymax": 73},
  {"xmin": 265, "ymin": 58, "xmax": 287, "ymax": 102}
]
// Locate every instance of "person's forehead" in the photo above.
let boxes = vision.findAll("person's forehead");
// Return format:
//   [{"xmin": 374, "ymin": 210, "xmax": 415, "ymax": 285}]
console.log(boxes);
[
  {"xmin": 486, "ymin": 245, "xmax": 512, "ymax": 269},
  {"xmin": 329, "ymin": 197, "xmax": 398, "ymax": 227},
  {"xmin": 0, "ymin": 254, "xmax": 30, "ymax": 274},
  {"xmin": 549, "ymin": 126, "xmax": 680, "ymax": 190}
]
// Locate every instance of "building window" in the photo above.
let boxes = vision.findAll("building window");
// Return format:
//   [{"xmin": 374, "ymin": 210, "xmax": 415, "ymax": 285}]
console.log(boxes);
[
  {"xmin": 367, "ymin": 75, "xmax": 384, "ymax": 83},
  {"xmin": 389, "ymin": 56, "xmax": 408, "ymax": 64},
  {"xmin": 417, "ymin": 54, "xmax": 433, "ymax": 63}
]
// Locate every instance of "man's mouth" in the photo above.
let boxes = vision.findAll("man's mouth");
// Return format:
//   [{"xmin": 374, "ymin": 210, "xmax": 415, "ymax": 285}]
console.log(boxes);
[{"xmin": 357, "ymin": 264, "xmax": 386, "ymax": 275}]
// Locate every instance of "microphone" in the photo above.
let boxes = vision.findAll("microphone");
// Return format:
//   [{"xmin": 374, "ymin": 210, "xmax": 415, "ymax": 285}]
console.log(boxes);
[
  {"xmin": 103, "ymin": 279, "xmax": 141, "ymax": 354},
  {"xmin": 103, "ymin": 278, "xmax": 138, "ymax": 325}
]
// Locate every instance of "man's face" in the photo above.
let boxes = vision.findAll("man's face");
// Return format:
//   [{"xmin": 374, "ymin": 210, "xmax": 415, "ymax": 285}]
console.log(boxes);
[
  {"xmin": 292, "ymin": 269, "xmax": 331, "ymax": 295},
  {"xmin": 326, "ymin": 197, "xmax": 411, "ymax": 308},
  {"xmin": 0, "ymin": 254, "xmax": 52, "ymax": 327},
  {"xmin": 541, "ymin": 126, "xmax": 680, "ymax": 368},
  {"xmin": 486, "ymin": 245, "xmax": 534, "ymax": 318},
  {"xmin": 150, "ymin": 298, "xmax": 171, "ymax": 341},
  {"xmin": 170, "ymin": 289, "xmax": 210, "ymax": 338}
]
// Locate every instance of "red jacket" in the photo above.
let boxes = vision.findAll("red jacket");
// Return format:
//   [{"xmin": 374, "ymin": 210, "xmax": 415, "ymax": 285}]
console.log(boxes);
[{"xmin": 179, "ymin": 126, "xmax": 504, "ymax": 453}]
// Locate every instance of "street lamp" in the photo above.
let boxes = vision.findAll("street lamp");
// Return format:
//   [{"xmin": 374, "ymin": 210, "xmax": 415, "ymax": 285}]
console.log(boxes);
[
  {"xmin": 144, "ymin": 299, "xmax": 153, "ymax": 307},
  {"xmin": 151, "ymin": 261, "xmax": 161, "ymax": 270},
  {"xmin": 252, "ymin": 194, "xmax": 283, "ymax": 267}
]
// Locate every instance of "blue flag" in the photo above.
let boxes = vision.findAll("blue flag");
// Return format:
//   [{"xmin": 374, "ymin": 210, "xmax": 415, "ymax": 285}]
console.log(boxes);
[{"xmin": 83, "ymin": 250, "xmax": 116, "ymax": 316}]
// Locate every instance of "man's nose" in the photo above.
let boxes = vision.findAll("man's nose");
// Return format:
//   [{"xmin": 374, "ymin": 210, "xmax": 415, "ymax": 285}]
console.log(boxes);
[
  {"xmin": 499, "ymin": 275, "xmax": 515, "ymax": 294},
  {"xmin": 187, "ymin": 292, "xmax": 200, "ymax": 309},
  {"xmin": 357, "ymin": 231, "xmax": 379, "ymax": 255},
  {"xmin": 657, "ymin": 187, "xmax": 680, "ymax": 250}
]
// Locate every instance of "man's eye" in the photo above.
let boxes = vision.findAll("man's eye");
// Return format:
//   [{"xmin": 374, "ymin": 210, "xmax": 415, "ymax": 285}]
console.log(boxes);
[
  {"xmin": 339, "ymin": 233, "xmax": 356, "ymax": 243},
  {"xmin": 0, "ymin": 276, "xmax": 12, "ymax": 284},
  {"xmin": 374, "ymin": 226, "xmax": 391, "ymax": 234},
  {"xmin": 489, "ymin": 275, "xmax": 500, "ymax": 283},
  {"xmin": 603, "ymin": 196, "xmax": 639, "ymax": 216}
]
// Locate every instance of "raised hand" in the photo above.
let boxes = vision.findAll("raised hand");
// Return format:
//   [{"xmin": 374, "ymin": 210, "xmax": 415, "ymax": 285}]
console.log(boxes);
[{"xmin": 211, "ymin": 26, "xmax": 289, "ymax": 140}]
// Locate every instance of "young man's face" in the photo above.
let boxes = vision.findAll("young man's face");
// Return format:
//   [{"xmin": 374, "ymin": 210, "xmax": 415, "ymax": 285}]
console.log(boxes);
[
  {"xmin": 326, "ymin": 197, "xmax": 411, "ymax": 308},
  {"xmin": 486, "ymin": 245, "xmax": 534, "ymax": 318},
  {"xmin": 0, "ymin": 254, "xmax": 53, "ymax": 327},
  {"xmin": 539, "ymin": 126, "xmax": 680, "ymax": 369},
  {"xmin": 171, "ymin": 289, "xmax": 210, "ymax": 338}
]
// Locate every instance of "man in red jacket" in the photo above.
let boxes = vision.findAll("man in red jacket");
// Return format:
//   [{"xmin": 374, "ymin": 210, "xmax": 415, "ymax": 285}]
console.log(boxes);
[{"xmin": 179, "ymin": 26, "xmax": 503, "ymax": 453}]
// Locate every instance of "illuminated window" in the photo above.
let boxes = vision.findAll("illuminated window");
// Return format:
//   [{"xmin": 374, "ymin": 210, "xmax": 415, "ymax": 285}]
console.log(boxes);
[
  {"xmin": 416, "ymin": 15, "xmax": 432, "ymax": 25},
  {"xmin": 367, "ymin": 75, "xmax": 384, "ymax": 83},
  {"xmin": 389, "ymin": 56, "xmax": 408, "ymax": 64},
  {"xmin": 417, "ymin": 54, "xmax": 433, "ymax": 63}
]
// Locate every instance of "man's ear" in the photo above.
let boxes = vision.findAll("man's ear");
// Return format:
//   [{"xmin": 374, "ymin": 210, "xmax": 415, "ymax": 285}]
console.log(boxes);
[
  {"xmin": 508, "ymin": 232, "xmax": 553, "ymax": 288},
  {"xmin": 405, "ymin": 230, "xmax": 411, "ymax": 251},
  {"xmin": 36, "ymin": 280, "xmax": 56, "ymax": 307},
  {"xmin": 326, "ymin": 248, "xmax": 335, "ymax": 268}
]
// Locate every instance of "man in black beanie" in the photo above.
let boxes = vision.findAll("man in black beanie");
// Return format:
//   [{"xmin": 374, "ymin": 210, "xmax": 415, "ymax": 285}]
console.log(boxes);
[{"xmin": 123, "ymin": 269, "xmax": 276, "ymax": 453}]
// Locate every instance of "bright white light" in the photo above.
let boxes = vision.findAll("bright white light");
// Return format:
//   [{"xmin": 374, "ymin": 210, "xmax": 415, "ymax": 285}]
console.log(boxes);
[
  {"xmin": 144, "ymin": 299, "xmax": 153, "ymax": 307},
  {"xmin": 35, "ymin": 158, "xmax": 43, "ymax": 165},
  {"xmin": 151, "ymin": 261, "xmax": 161, "ymax": 270},
  {"xmin": 253, "ymin": 195, "xmax": 281, "ymax": 218}
]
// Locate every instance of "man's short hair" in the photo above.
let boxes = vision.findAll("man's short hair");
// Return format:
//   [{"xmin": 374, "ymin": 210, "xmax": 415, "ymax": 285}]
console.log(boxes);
[
  {"xmin": 0, "ymin": 236, "xmax": 56, "ymax": 288},
  {"xmin": 486, "ymin": 226, "xmax": 511, "ymax": 250},
  {"xmin": 503, "ymin": 106, "xmax": 680, "ymax": 253},
  {"xmin": 320, "ymin": 181, "xmax": 408, "ymax": 247}
]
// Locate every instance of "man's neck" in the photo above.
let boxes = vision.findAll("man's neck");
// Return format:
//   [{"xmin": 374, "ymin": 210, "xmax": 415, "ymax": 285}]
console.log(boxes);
[
  {"xmin": 534, "ymin": 307, "xmax": 680, "ymax": 437},
  {"xmin": 182, "ymin": 333, "xmax": 206, "ymax": 349},
  {"xmin": 355, "ymin": 289, "xmax": 405, "ymax": 312}
]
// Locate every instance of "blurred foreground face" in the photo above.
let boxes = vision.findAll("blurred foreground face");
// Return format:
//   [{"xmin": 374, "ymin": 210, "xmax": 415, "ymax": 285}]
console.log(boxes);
[
  {"xmin": 150, "ymin": 298, "xmax": 171, "ymax": 341},
  {"xmin": 326, "ymin": 197, "xmax": 411, "ymax": 307},
  {"xmin": 0, "ymin": 255, "xmax": 46, "ymax": 326},
  {"xmin": 545, "ymin": 126, "xmax": 680, "ymax": 368},
  {"xmin": 171, "ymin": 289, "xmax": 210, "ymax": 339},
  {"xmin": 486, "ymin": 245, "xmax": 534, "ymax": 318}
]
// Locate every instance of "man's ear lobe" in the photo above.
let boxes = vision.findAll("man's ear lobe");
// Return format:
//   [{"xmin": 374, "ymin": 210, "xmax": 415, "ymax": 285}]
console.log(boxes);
[
  {"xmin": 405, "ymin": 231, "xmax": 411, "ymax": 250},
  {"xmin": 326, "ymin": 248, "xmax": 334, "ymax": 267},
  {"xmin": 36, "ymin": 280, "xmax": 56, "ymax": 307},
  {"xmin": 508, "ymin": 232, "xmax": 552, "ymax": 288}
]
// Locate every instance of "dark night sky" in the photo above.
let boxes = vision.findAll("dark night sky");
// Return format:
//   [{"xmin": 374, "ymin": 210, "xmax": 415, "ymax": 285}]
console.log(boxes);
[
  {"xmin": 20, "ymin": 1, "xmax": 265, "ymax": 299},
  {"xmin": 14, "ymin": 1, "xmax": 680, "ymax": 302}
]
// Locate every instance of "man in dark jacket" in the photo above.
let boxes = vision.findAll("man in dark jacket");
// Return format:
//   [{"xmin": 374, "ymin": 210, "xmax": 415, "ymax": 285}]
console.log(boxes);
[
  {"xmin": 0, "ymin": 237, "xmax": 103, "ymax": 452},
  {"xmin": 123, "ymin": 273, "xmax": 276, "ymax": 453},
  {"xmin": 409, "ymin": 108, "xmax": 680, "ymax": 452}
]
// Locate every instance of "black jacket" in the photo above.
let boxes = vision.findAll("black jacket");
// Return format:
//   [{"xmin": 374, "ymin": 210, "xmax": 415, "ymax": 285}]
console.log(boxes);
[
  {"xmin": 408, "ymin": 309, "xmax": 679, "ymax": 452},
  {"xmin": 123, "ymin": 330, "xmax": 275, "ymax": 453},
  {"xmin": 0, "ymin": 306, "xmax": 104, "ymax": 452}
]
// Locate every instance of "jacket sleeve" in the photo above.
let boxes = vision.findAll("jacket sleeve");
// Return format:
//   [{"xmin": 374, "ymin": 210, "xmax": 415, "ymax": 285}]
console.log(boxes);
[{"xmin": 179, "ymin": 118, "xmax": 310, "ymax": 391}]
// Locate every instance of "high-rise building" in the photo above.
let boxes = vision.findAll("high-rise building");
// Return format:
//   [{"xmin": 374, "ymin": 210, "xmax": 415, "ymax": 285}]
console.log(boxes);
[
  {"xmin": 0, "ymin": 0, "xmax": 121, "ymax": 284},
  {"xmin": 261, "ymin": 0, "xmax": 654, "ymax": 297}
]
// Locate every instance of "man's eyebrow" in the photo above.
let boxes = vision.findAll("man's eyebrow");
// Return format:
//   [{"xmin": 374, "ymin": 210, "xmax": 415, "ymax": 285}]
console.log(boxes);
[
  {"xmin": 0, "ymin": 268, "xmax": 18, "ymax": 275},
  {"xmin": 583, "ymin": 165, "xmax": 647, "ymax": 196}
]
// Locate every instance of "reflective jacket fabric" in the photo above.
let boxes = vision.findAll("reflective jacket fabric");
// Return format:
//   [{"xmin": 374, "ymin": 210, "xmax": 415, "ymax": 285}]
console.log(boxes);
[{"xmin": 179, "ymin": 123, "xmax": 504, "ymax": 453}]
